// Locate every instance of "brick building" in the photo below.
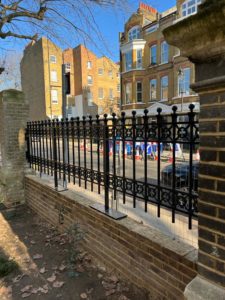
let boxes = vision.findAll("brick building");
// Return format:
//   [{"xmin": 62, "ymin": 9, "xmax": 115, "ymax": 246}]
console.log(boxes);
[
  {"xmin": 63, "ymin": 45, "xmax": 120, "ymax": 117},
  {"xmin": 120, "ymin": 0, "xmax": 202, "ymax": 116},
  {"xmin": 21, "ymin": 37, "xmax": 63, "ymax": 120},
  {"xmin": 21, "ymin": 39, "xmax": 120, "ymax": 120}
]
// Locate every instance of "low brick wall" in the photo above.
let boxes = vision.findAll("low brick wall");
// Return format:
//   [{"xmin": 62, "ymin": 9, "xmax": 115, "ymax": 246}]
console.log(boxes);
[{"xmin": 25, "ymin": 175, "xmax": 197, "ymax": 300}]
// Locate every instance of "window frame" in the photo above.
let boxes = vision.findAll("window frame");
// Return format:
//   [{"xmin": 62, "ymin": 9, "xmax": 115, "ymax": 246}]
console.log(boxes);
[
  {"xmin": 98, "ymin": 68, "xmax": 104, "ymax": 75},
  {"xmin": 50, "ymin": 55, "xmax": 56, "ymax": 63},
  {"xmin": 98, "ymin": 88, "xmax": 104, "ymax": 99},
  {"xmin": 125, "ymin": 51, "xmax": 132, "ymax": 71},
  {"xmin": 136, "ymin": 49, "xmax": 142, "ymax": 69},
  {"xmin": 128, "ymin": 25, "xmax": 141, "ymax": 42},
  {"xmin": 150, "ymin": 79, "xmax": 157, "ymax": 101},
  {"xmin": 109, "ymin": 88, "xmax": 113, "ymax": 100},
  {"xmin": 160, "ymin": 76, "xmax": 169, "ymax": 101},
  {"xmin": 50, "ymin": 70, "xmax": 57, "ymax": 82},
  {"xmin": 136, "ymin": 81, "xmax": 142, "ymax": 103},
  {"xmin": 161, "ymin": 41, "xmax": 169, "ymax": 64},
  {"xmin": 87, "ymin": 75, "xmax": 93, "ymax": 85},
  {"xmin": 150, "ymin": 44, "xmax": 157, "ymax": 65},
  {"xmin": 51, "ymin": 89, "xmax": 58, "ymax": 104},
  {"xmin": 178, "ymin": 68, "xmax": 191, "ymax": 97},
  {"xmin": 87, "ymin": 91, "xmax": 93, "ymax": 106},
  {"xmin": 182, "ymin": 0, "xmax": 201, "ymax": 18},
  {"xmin": 87, "ymin": 61, "xmax": 92, "ymax": 69},
  {"xmin": 125, "ymin": 82, "xmax": 132, "ymax": 104}
]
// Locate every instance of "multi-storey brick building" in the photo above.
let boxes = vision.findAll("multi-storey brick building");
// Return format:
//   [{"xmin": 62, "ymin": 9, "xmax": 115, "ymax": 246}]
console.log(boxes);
[
  {"xmin": 21, "ymin": 39, "xmax": 120, "ymax": 120},
  {"xmin": 120, "ymin": 1, "xmax": 202, "ymax": 116},
  {"xmin": 21, "ymin": 37, "xmax": 63, "ymax": 120},
  {"xmin": 63, "ymin": 45, "xmax": 120, "ymax": 117}
]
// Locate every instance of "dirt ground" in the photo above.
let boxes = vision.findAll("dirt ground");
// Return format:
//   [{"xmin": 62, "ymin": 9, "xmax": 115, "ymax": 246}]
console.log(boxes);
[{"xmin": 0, "ymin": 206, "xmax": 149, "ymax": 300}]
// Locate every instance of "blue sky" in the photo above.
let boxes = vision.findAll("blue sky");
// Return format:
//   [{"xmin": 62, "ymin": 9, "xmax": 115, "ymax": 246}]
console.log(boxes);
[{"xmin": 0, "ymin": 0, "xmax": 176, "ymax": 63}]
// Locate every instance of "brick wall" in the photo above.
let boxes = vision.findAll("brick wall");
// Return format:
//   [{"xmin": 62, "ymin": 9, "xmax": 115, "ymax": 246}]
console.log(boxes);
[
  {"xmin": 0, "ymin": 90, "xmax": 29, "ymax": 207},
  {"xmin": 25, "ymin": 175, "xmax": 197, "ymax": 300}
]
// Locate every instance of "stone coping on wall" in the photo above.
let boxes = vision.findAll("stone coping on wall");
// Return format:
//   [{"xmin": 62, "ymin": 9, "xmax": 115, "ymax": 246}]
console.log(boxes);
[{"xmin": 25, "ymin": 174, "xmax": 197, "ymax": 299}]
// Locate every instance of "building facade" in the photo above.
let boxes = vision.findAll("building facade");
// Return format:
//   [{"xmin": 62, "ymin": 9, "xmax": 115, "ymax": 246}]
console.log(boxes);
[
  {"xmin": 63, "ymin": 45, "xmax": 120, "ymax": 117},
  {"xmin": 21, "ymin": 37, "xmax": 63, "ymax": 120},
  {"xmin": 120, "ymin": 0, "xmax": 202, "ymax": 116},
  {"xmin": 21, "ymin": 39, "xmax": 120, "ymax": 120}
]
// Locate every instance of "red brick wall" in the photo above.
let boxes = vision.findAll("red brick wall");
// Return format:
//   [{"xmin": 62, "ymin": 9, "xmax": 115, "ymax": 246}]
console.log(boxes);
[{"xmin": 25, "ymin": 175, "xmax": 197, "ymax": 299}]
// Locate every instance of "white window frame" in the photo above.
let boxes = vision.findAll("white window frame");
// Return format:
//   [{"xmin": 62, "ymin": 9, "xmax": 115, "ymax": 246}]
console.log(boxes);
[
  {"xmin": 178, "ymin": 68, "xmax": 191, "ymax": 97},
  {"xmin": 161, "ymin": 76, "xmax": 168, "ymax": 101},
  {"xmin": 98, "ymin": 68, "xmax": 103, "ymax": 75},
  {"xmin": 87, "ymin": 75, "xmax": 93, "ymax": 85},
  {"xmin": 50, "ymin": 55, "xmax": 56, "ymax": 63},
  {"xmin": 50, "ymin": 70, "xmax": 57, "ymax": 82},
  {"xmin": 128, "ymin": 26, "xmax": 141, "ymax": 42},
  {"xmin": 65, "ymin": 63, "xmax": 71, "ymax": 71},
  {"xmin": 108, "ymin": 70, "xmax": 113, "ymax": 77},
  {"xmin": 136, "ymin": 81, "xmax": 142, "ymax": 103},
  {"xmin": 125, "ymin": 82, "xmax": 132, "ymax": 104},
  {"xmin": 150, "ymin": 79, "xmax": 157, "ymax": 101},
  {"xmin": 87, "ymin": 92, "xmax": 93, "ymax": 106},
  {"xmin": 51, "ymin": 89, "xmax": 58, "ymax": 104},
  {"xmin": 136, "ymin": 49, "xmax": 142, "ymax": 69},
  {"xmin": 125, "ymin": 51, "xmax": 132, "ymax": 71},
  {"xmin": 161, "ymin": 41, "xmax": 169, "ymax": 64},
  {"xmin": 182, "ymin": 0, "xmax": 201, "ymax": 18},
  {"xmin": 87, "ymin": 61, "xmax": 92, "ymax": 69},
  {"xmin": 150, "ymin": 44, "xmax": 157, "ymax": 65},
  {"xmin": 98, "ymin": 88, "xmax": 104, "ymax": 99}
]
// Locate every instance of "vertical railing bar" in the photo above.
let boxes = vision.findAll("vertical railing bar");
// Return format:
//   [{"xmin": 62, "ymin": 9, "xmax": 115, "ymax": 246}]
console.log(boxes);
[
  {"xmin": 38, "ymin": 121, "xmax": 42, "ymax": 177},
  {"xmin": 172, "ymin": 106, "xmax": 178, "ymax": 224},
  {"xmin": 121, "ymin": 112, "xmax": 126, "ymax": 204},
  {"xmin": 41, "ymin": 121, "xmax": 46, "ymax": 174},
  {"xmin": 96, "ymin": 115, "xmax": 101, "ymax": 194},
  {"xmin": 103, "ymin": 114, "xmax": 109, "ymax": 210},
  {"xmin": 66, "ymin": 118, "xmax": 70, "ymax": 183},
  {"xmin": 71, "ymin": 118, "xmax": 75, "ymax": 185},
  {"xmin": 49, "ymin": 120, "xmax": 53, "ymax": 176},
  {"xmin": 112, "ymin": 113, "xmax": 117, "ymax": 200},
  {"xmin": 77, "ymin": 117, "xmax": 81, "ymax": 187},
  {"xmin": 144, "ymin": 109, "xmax": 149, "ymax": 212},
  {"xmin": 89, "ymin": 116, "xmax": 94, "ymax": 192},
  {"xmin": 52, "ymin": 120, "xmax": 58, "ymax": 190},
  {"xmin": 45, "ymin": 120, "xmax": 49, "ymax": 175},
  {"xmin": 132, "ymin": 111, "xmax": 136, "ymax": 208},
  {"xmin": 62, "ymin": 118, "xmax": 66, "ymax": 186},
  {"xmin": 188, "ymin": 104, "xmax": 195, "ymax": 230},
  {"xmin": 83, "ymin": 116, "xmax": 87, "ymax": 189},
  {"xmin": 56, "ymin": 119, "xmax": 61, "ymax": 180},
  {"xmin": 157, "ymin": 108, "xmax": 162, "ymax": 218}
]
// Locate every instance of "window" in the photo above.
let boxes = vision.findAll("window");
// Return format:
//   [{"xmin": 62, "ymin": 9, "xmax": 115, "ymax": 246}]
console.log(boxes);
[
  {"xmin": 98, "ymin": 68, "xmax": 103, "ymax": 75},
  {"xmin": 125, "ymin": 82, "xmax": 132, "ymax": 104},
  {"xmin": 125, "ymin": 51, "xmax": 132, "ymax": 71},
  {"xmin": 182, "ymin": 0, "xmax": 201, "ymax": 18},
  {"xmin": 98, "ymin": 106, "xmax": 103, "ymax": 114},
  {"xmin": 108, "ymin": 70, "xmax": 113, "ymax": 77},
  {"xmin": 128, "ymin": 26, "xmax": 141, "ymax": 41},
  {"xmin": 150, "ymin": 45, "xmax": 157, "ymax": 65},
  {"xmin": 50, "ymin": 55, "xmax": 56, "ymax": 63},
  {"xmin": 117, "ymin": 84, "xmax": 120, "ymax": 92},
  {"xmin": 98, "ymin": 88, "xmax": 104, "ymax": 99},
  {"xmin": 87, "ymin": 75, "xmax": 93, "ymax": 85},
  {"xmin": 87, "ymin": 92, "xmax": 93, "ymax": 106},
  {"xmin": 161, "ymin": 76, "xmax": 168, "ymax": 100},
  {"xmin": 145, "ymin": 24, "xmax": 158, "ymax": 34},
  {"xmin": 161, "ymin": 41, "xmax": 169, "ymax": 64},
  {"xmin": 87, "ymin": 61, "xmax": 92, "ymax": 69},
  {"xmin": 136, "ymin": 49, "xmax": 142, "ymax": 69},
  {"xmin": 51, "ymin": 90, "xmax": 58, "ymax": 104},
  {"xmin": 65, "ymin": 63, "xmax": 71, "ymax": 71},
  {"xmin": 50, "ymin": 70, "xmax": 57, "ymax": 82},
  {"xmin": 109, "ymin": 89, "xmax": 113, "ymax": 100},
  {"xmin": 136, "ymin": 82, "xmax": 142, "ymax": 103},
  {"xmin": 150, "ymin": 79, "xmax": 157, "ymax": 101},
  {"xmin": 178, "ymin": 68, "xmax": 191, "ymax": 96}
]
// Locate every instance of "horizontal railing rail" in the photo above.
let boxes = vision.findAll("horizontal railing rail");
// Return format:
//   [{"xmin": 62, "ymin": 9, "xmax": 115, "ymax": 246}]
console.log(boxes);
[{"xmin": 26, "ymin": 104, "xmax": 199, "ymax": 229}]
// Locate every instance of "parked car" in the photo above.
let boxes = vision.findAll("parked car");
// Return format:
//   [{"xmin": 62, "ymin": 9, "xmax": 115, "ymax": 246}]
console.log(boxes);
[{"xmin": 161, "ymin": 162, "xmax": 199, "ymax": 192}]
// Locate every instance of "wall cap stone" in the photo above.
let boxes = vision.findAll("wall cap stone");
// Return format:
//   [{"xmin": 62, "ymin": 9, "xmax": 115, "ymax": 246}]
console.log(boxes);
[
  {"xmin": 184, "ymin": 275, "xmax": 225, "ymax": 300},
  {"xmin": 163, "ymin": 0, "xmax": 225, "ymax": 62},
  {"xmin": 191, "ymin": 75, "xmax": 225, "ymax": 94}
]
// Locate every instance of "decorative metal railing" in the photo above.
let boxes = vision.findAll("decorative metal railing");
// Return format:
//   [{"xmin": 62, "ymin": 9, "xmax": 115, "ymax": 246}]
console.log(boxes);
[{"xmin": 26, "ymin": 104, "xmax": 199, "ymax": 229}]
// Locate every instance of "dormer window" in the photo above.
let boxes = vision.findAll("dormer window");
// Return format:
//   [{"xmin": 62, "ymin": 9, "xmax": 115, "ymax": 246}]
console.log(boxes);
[
  {"xmin": 128, "ymin": 26, "xmax": 141, "ymax": 41},
  {"xmin": 182, "ymin": 0, "xmax": 201, "ymax": 18}
]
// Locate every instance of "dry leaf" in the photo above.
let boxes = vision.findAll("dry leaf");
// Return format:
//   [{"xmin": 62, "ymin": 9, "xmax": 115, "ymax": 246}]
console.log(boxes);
[
  {"xmin": 12, "ymin": 274, "xmax": 25, "ymax": 283},
  {"xmin": 21, "ymin": 292, "xmax": 31, "ymax": 298},
  {"xmin": 87, "ymin": 288, "xmax": 93, "ymax": 294},
  {"xmin": 33, "ymin": 254, "xmax": 43, "ymax": 260},
  {"xmin": 53, "ymin": 281, "xmax": 64, "ymax": 288},
  {"xmin": 30, "ymin": 240, "xmax": 36, "ymax": 245},
  {"xmin": 108, "ymin": 275, "xmax": 118, "ymax": 284},
  {"xmin": 31, "ymin": 288, "xmax": 38, "ymax": 294},
  {"xmin": 39, "ymin": 267, "xmax": 46, "ymax": 274},
  {"xmin": 59, "ymin": 264, "xmax": 66, "ymax": 272},
  {"xmin": 80, "ymin": 293, "xmax": 88, "ymax": 299},
  {"xmin": 47, "ymin": 274, "xmax": 56, "ymax": 282},
  {"xmin": 105, "ymin": 289, "xmax": 116, "ymax": 296},
  {"xmin": 21, "ymin": 285, "xmax": 32, "ymax": 293}
]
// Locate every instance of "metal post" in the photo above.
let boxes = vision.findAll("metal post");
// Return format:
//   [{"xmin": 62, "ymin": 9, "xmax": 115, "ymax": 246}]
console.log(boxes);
[
  {"xmin": 52, "ymin": 122, "xmax": 58, "ymax": 190},
  {"xmin": 62, "ymin": 64, "xmax": 68, "ymax": 189},
  {"xmin": 103, "ymin": 114, "xmax": 109, "ymax": 211}
]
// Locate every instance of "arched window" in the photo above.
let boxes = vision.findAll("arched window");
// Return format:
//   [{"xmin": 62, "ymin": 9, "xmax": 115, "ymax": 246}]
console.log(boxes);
[
  {"xmin": 182, "ymin": 0, "xmax": 202, "ymax": 18},
  {"xmin": 128, "ymin": 26, "xmax": 141, "ymax": 41}
]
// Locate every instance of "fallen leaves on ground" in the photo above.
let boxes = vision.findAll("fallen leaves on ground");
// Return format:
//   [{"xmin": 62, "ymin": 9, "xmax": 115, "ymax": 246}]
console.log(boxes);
[
  {"xmin": 33, "ymin": 254, "xmax": 43, "ymax": 260},
  {"xmin": 47, "ymin": 273, "xmax": 56, "ymax": 283},
  {"xmin": 53, "ymin": 281, "xmax": 64, "ymax": 288}
]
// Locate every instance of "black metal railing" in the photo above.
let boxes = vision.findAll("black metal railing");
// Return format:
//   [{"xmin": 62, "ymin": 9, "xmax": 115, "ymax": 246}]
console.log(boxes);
[{"xmin": 26, "ymin": 104, "xmax": 199, "ymax": 229}]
